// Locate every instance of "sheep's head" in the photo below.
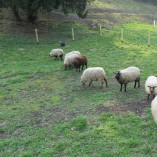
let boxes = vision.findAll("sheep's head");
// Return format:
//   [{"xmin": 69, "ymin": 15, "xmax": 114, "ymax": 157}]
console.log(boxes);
[
  {"xmin": 80, "ymin": 80, "xmax": 85, "ymax": 86},
  {"xmin": 148, "ymin": 86, "xmax": 157, "ymax": 94},
  {"xmin": 114, "ymin": 71, "xmax": 121, "ymax": 80},
  {"xmin": 64, "ymin": 63, "xmax": 69, "ymax": 70},
  {"xmin": 49, "ymin": 52, "xmax": 52, "ymax": 57}
]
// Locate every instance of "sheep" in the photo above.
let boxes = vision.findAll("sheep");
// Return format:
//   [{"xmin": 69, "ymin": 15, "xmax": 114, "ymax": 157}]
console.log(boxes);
[
  {"xmin": 73, "ymin": 56, "xmax": 88, "ymax": 72},
  {"xmin": 65, "ymin": 51, "xmax": 80, "ymax": 57},
  {"xmin": 151, "ymin": 96, "xmax": 157, "ymax": 124},
  {"xmin": 58, "ymin": 41, "xmax": 65, "ymax": 47},
  {"xmin": 49, "ymin": 48, "xmax": 64, "ymax": 60},
  {"xmin": 80, "ymin": 67, "xmax": 108, "ymax": 88},
  {"xmin": 64, "ymin": 51, "xmax": 81, "ymax": 70},
  {"xmin": 114, "ymin": 66, "xmax": 140, "ymax": 92},
  {"xmin": 145, "ymin": 76, "xmax": 157, "ymax": 100}
]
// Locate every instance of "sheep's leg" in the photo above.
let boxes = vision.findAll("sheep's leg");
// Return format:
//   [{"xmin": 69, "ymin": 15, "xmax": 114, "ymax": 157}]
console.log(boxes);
[
  {"xmin": 100, "ymin": 79, "xmax": 105, "ymax": 88},
  {"xmin": 82, "ymin": 65, "xmax": 84, "ymax": 70},
  {"xmin": 55, "ymin": 56, "xmax": 57, "ymax": 60},
  {"xmin": 89, "ymin": 81, "xmax": 92, "ymax": 87},
  {"xmin": 82, "ymin": 82, "xmax": 85, "ymax": 86},
  {"xmin": 60, "ymin": 55, "xmax": 63, "ymax": 61},
  {"xmin": 138, "ymin": 81, "xmax": 140, "ymax": 88},
  {"xmin": 100, "ymin": 82, "xmax": 104, "ymax": 88},
  {"xmin": 104, "ymin": 78, "xmax": 108, "ymax": 87},
  {"xmin": 78, "ymin": 66, "xmax": 81, "ymax": 72},
  {"xmin": 120, "ymin": 84, "xmax": 123, "ymax": 91},
  {"xmin": 147, "ymin": 94, "xmax": 150, "ymax": 100},
  {"xmin": 134, "ymin": 81, "xmax": 137, "ymax": 88},
  {"xmin": 124, "ymin": 84, "xmax": 127, "ymax": 92},
  {"xmin": 75, "ymin": 65, "xmax": 78, "ymax": 72},
  {"xmin": 153, "ymin": 94, "xmax": 155, "ymax": 99}
]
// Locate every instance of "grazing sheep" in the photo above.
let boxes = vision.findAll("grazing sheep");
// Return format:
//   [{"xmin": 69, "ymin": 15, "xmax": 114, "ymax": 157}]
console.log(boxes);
[
  {"xmin": 49, "ymin": 48, "xmax": 64, "ymax": 60},
  {"xmin": 151, "ymin": 96, "xmax": 157, "ymax": 124},
  {"xmin": 81, "ymin": 67, "xmax": 108, "ymax": 88},
  {"xmin": 114, "ymin": 66, "xmax": 140, "ymax": 92},
  {"xmin": 73, "ymin": 56, "xmax": 88, "ymax": 72},
  {"xmin": 59, "ymin": 41, "xmax": 65, "ymax": 47},
  {"xmin": 65, "ymin": 51, "xmax": 80, "ymax": 57},
  {"xmin": 145, "ymin": 76, "xmax": 157, "ymax": 100},
  {"xmin": 64, "ymin": 51, "xmax": 81, "ymax": 70}
]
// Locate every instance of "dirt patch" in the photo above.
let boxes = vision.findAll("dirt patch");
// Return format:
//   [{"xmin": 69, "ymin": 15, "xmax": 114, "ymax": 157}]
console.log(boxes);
[
  {"xmin": 94, "ymin": 98, "xmax": 150, "ymax": 117},
  {"xmin": 0, "ymin": 131, "xmax": 6, "ymax": 138},
  {"xmin": 88, "ymin": 8, "xmax": 134, "ymax": 14},
  {"xmin": 26, "ymin": 106, "xmax": 78, "ymax": 127},
  {"xmin": 45, "ymin": 107, "xmax": 77, "ymax": 123}
]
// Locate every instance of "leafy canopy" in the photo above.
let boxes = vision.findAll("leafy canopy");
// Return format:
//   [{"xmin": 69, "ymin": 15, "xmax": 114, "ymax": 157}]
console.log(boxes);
[{"xmin": 1, "ymin": 0, "xmax": 94, "ymax": 22}]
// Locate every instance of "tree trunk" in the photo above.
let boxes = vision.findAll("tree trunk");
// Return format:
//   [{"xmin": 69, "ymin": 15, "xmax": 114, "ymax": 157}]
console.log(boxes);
[
  {"xmin": 27, "ymin": 13, "xmax": 37, "ymax": 23},
  {"xmin": 12, "ymin": 5, "xmax": 22, "ymax": 21}
]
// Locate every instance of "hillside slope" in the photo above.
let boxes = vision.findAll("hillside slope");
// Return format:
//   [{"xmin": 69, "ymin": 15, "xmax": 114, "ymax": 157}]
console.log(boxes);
[{"xmin": 87, "ymin": 0, "xmax": 157, "ymax": 26}]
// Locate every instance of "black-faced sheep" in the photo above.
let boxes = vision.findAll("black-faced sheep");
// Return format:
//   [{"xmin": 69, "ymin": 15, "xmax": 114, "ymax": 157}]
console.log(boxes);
[
  {"xmin": 73, "ymin": 56, "xmax": 87, "ymax": 72},
  {"xmin": 151, "ymin": 96, "xmax": 157, "ymax": 124},
  {"xmin": 64, "ymin": 51, "xmax": 81, "ymax": 70},
  {"xmin": 114, "ymin": 66, "xmax": 140, "ymax": 92},
  {"xmin": 59, "ymin": 41, "xmax": 65, "ymax": 47},
  {"xmin": 49, "ymin": 48, "xmax": 64, "ymax": 60},
  {"xmin": 145, "ymin": 76, "xmax": 157, "ymax": 100},
  {"xmin": 81, "ymin": 67, "xmax": 108, "ymax": 88}
]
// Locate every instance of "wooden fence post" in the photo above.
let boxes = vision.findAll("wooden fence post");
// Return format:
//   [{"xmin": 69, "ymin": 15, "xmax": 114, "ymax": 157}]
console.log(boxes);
[
  {"xmin": 72, "ymin": 27, "xmax": 75, "ymax": 40},
  {"xmin": 148, "ymin": 31, "xmax": 150, "ymax": 47},
  {"xmin": 99, "ymin": 24, "xmax": 102, "ymax": 36},
  {"xmin": 35, "ymin": 29, "xmax": 39, "ymax": 44}
]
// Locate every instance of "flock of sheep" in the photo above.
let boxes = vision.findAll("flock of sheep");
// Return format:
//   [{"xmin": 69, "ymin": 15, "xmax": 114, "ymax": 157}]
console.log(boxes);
[{"xmin": 49, "ymin": 48, "xmax": 157, "ymax": 124}]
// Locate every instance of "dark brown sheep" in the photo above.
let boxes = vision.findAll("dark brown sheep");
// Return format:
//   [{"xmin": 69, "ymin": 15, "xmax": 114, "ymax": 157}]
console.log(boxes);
[{"xmin": 73, "ymin": 56, "xmax": 88, "ymax": 72}]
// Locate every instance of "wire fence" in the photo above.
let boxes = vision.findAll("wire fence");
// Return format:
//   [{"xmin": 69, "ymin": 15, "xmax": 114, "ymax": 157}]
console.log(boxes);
[
  {"xmin": 120, "ymin": 28, "xmax": 157, "ymax": 46},
  {"xmin": 1, "ymin": 22, "xmax": 157, "ymax": 47},
  {"xmin": 0, "ymin": 25, "xmax": 100, "ymax": 46}
]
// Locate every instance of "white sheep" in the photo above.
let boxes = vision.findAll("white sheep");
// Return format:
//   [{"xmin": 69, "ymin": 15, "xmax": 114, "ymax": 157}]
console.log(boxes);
[
  {"xmin": 49, "ymin": 48, "xmax": 64, "ymax": 60},
  {"xmin": 64, "ymin": 51, "xmax": 81, "ymax": 70},
  {"xmin": 65, "ymin": 51, "xmax": 80, "ymax": 57},
  {"xmin": 145, "ymin": 76, "xmax": 157, "ymax": 100},
  {"xmin": 80, "ymin": 67, "xmax": 108, "ymax": 88},
  {"xmin": 114, "ymin": 66, "xmax": 140, "ymax": 92},
  {"xmin": 151, "ymin": 96, "xmax": 157, "ymax": 124}
]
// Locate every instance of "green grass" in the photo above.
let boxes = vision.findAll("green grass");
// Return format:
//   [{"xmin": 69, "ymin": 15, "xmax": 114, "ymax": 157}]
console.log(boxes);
[{"xmin": 1, "ymin": 12, "xmax": 157, "ymax": 157}]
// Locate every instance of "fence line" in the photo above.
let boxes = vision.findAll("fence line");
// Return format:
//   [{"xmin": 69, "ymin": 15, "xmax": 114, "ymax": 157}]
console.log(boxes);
[{"xmin": 1, "ymin": 25, "xmax": 157, "ymax": 46}]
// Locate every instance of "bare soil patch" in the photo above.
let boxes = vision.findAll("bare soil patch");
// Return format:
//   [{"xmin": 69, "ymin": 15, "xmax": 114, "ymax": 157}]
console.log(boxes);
[
  {"xmin": 0, "ymin": 131, "xmax": 6, "ymax": 138},
  {"xmin": 94, "ymin": 98, "xmax": 150, "ymax": 117},
  {"xmin": 27, "ymin": 106, "xmax": 78, "ymax": 127}
]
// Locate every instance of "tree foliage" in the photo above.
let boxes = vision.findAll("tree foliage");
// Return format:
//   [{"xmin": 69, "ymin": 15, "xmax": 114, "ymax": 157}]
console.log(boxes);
[{"xmin": 0, "ymin": 0, "xmax": 94, "ymax": 23}]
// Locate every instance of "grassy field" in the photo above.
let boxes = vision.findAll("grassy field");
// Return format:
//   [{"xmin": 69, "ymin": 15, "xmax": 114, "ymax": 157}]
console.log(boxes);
[
  {"xmin": 1, "ymin": 21, "xmax": 157, "ymax": 157},
  {"xmin": 1, "ymin": 1, "xmax": 157, "ymax": 157}
]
